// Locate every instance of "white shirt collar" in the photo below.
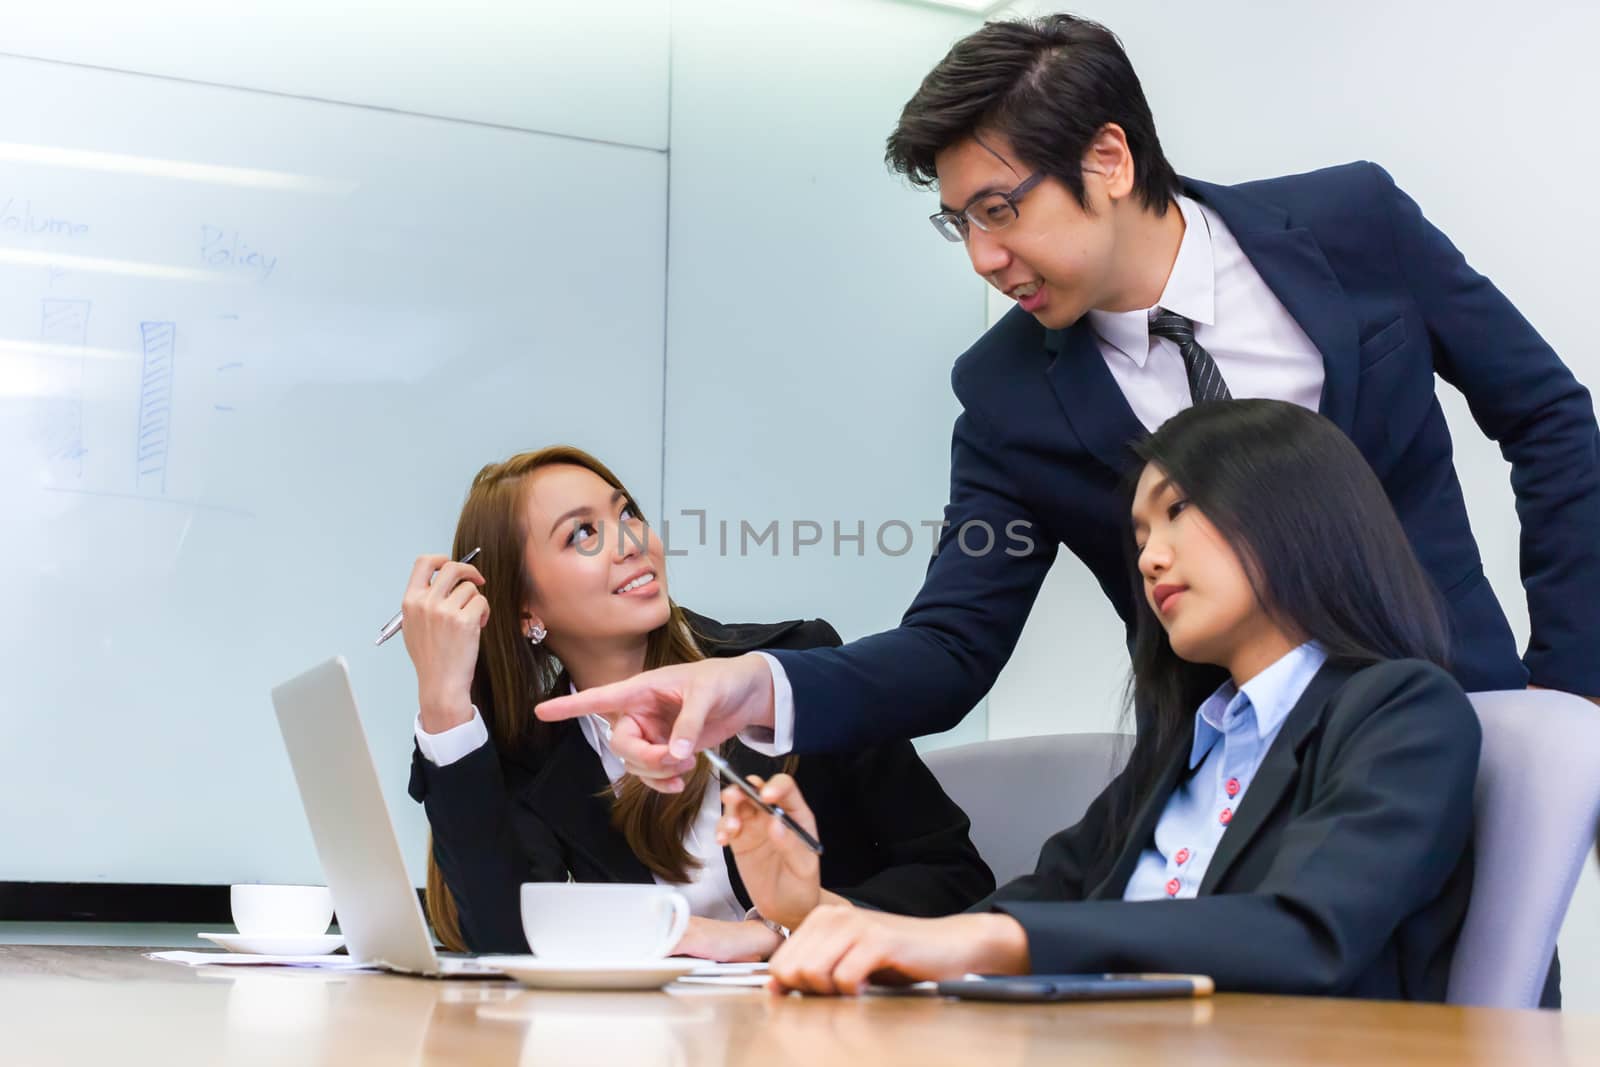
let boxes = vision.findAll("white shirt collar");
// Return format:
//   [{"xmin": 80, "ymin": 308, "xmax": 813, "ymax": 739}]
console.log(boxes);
[
  {"xmin": 571, "ymin": 680, "xmax": 612, "ymax": 744},
  {"xmin": 568, "ymin": 679, "xmax": 612, "ymax": 750},
  {"xmin": 1087, "ymin": 195, "xmax": 1217, "ymax": 369}
]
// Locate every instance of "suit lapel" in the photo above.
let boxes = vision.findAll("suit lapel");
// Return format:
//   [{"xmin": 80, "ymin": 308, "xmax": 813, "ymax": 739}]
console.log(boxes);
[
  {"xmin": 522, "ymin": 722, "xmax": 655, "ymax": 885},
  {"xmin": 1197, "ymin": 662, "xmax": 1357, "ymax": 894},
  {"xmin": 1045, "ymin": 323, "xmax": 1148, "ymax": 477},
  {"xmin": 1182, "ymin": 178, "xmax": 1361, "ymax": 435}
]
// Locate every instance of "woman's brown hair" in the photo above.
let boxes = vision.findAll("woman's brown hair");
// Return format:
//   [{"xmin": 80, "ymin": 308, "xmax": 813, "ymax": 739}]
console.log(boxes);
[{"xmin": 425, "ymin": 445, "xmax": 717, "ymax": 952}]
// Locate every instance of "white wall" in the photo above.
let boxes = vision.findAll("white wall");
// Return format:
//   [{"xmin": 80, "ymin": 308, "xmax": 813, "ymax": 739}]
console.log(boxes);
[
  {"xmin": 662, "ymin": 0, "xmax": 991, "ymax": 750},
  {"xmin": 983, "ymin": 0, "xmax": 1600, "ymax": 1012},
  {"xmin": 0, "ymin": 0, "xmax": 669, "ymax": 149}
]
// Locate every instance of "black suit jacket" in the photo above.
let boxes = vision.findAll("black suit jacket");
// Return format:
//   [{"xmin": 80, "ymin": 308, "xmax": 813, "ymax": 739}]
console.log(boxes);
[
  {"xmin": 408, "ymin": 612, "xmax": 994, "ymax": 954},
  {"xmin": 985, "ymin": 659, "xmax": 1479, "ymax": 1002}
]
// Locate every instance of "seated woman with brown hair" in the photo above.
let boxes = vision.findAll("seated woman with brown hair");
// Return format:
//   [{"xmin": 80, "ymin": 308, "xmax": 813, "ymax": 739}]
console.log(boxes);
[{"xmin": 401, "ymin": 445, "xmax": 993, "ymax": 959}]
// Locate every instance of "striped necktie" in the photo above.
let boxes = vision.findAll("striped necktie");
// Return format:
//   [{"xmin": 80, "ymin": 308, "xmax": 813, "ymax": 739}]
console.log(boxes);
[{"xmin": 1149, "ymin": 309, "xmax": 1231, "ymax": 404}]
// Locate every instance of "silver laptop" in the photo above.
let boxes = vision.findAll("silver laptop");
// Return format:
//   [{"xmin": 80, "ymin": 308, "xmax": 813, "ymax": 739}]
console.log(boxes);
[{"xmin": 270, "ymin": 656, "xmax": 503, "ymax": 978}]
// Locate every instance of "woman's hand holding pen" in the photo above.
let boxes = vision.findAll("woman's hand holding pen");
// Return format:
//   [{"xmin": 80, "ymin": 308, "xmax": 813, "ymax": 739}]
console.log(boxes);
[
  {"xmin": 401, "ymin": 553, "xmax": 488, "ymax": 733},
  {"xmin": 717, "ymin": 773, "xmax": 840, "ymax": 931}
]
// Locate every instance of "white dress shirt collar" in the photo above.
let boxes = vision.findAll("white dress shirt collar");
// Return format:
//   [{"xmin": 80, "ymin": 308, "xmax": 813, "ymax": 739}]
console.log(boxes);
[{"xmin": 1087, "ymin": 194, "xmax": 1217, "ymax": 369}]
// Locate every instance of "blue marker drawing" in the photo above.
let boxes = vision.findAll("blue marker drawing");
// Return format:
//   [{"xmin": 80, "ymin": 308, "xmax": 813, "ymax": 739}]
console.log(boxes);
[
  {"xmin": 135, "ymin": 322, "xmax": 177, "ymax": 495},
  {"xmin": 200, "ymin": 226, "xmax": 278, "ymax": 282},
  {"xmin": 42, "ymin": 298, "xmax": 90, "ymax": 343},
  {"xmin": 41, "ymin": 298, "xmax": 91, "ymax": 476},
  {"xmin": 214, "ymin": 356, "xmax": 244, "ymax": 415}
]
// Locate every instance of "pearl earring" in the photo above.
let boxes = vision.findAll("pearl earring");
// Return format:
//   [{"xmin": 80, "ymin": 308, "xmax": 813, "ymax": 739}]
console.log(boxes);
[{"xmin": 526, "ymin": 624, "xmax": 547, "ymax": 646}]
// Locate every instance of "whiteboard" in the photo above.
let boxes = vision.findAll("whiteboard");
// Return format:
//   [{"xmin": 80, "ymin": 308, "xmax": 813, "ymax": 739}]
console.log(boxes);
[{"xmin": 0, "ymin": 55, "xmax": 668, "ymax": 883}]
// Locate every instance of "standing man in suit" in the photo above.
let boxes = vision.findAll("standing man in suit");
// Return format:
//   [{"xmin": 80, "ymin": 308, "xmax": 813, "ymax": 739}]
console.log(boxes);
[{"xmin": 537, "ymin": 15, "xmax": 1600, "ymax": 782}]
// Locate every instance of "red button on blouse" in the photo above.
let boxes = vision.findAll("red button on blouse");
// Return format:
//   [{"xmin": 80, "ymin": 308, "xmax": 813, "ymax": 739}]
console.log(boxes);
[
  {"xmin": 1226, "ymin": 777, "xmax": 1241, "ymax": 797},
  {"xmin": 1166, "ymin": 878, "xmax": 1181, "ymax": 897},
  {"xmin": 1219, "ymin": 807, "xmax": 1233, "ymax": 825},
  {"xmin": 1175, "ymin": 848, "xmax": 1190, "ymax": 865}
]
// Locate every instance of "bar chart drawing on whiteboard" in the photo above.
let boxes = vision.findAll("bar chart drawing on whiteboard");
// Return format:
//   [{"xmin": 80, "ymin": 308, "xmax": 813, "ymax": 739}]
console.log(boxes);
[
  {"xmin": 40, "ymin": 297, "xmax": 91, "ymax": 479},
  {"xmin": 135, "ymin": 321, "xmax": 177, "ymax": 495}
]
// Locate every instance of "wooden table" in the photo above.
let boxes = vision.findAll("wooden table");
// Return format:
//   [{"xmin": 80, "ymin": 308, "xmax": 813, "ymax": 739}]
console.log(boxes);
[{"xmin": 2, "ymin": 947, "xmax": 1597, "ymax": 1066}]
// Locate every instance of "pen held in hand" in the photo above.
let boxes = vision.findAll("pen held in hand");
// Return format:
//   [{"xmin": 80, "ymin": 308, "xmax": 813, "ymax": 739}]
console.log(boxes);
[
  {"xmin": 703, "ymin": 749, "xmax": 824, "ymax": 855},
  {"xmin": 375, "ymin": 547, "xmax": 482, "ymax": 646}
]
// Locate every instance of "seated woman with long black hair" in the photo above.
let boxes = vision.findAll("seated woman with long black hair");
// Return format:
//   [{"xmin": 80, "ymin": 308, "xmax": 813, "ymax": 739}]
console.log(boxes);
[
  {"xmin": 717, "ymin": 399, "xmax": 1479, "ymax": 998},
  {"xmin": 400, "ymin": 445, "xmax": 993, "ymax": 959}
]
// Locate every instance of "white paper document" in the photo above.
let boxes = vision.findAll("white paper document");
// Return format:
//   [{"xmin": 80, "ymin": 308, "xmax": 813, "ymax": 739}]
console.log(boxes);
[
  {"xmin": 673, "ymin": 974, "xmax": 772, "ymax": 988},
  {"xmin": 146, "ymin": 951, "xmax": 375, "ymax": 971},
  {"xmin": 684, "ymin": 961, "xmax": 769, "ymax": 975},
  {"xmin": 150, "ymin": 953, "xmax": 773, "ymax": 978}
]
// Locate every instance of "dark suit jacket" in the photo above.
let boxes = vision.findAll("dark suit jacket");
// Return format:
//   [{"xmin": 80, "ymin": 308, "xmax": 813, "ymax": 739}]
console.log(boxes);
[
  {"xmin": 983, "ymin": 659, "xmax": 1479, "ymax": 1001},
  {"xmin": 769, "ymin": 162, "xmax": 1600, "ymax": 752},
  {"xmin": 408, "ymin": 612, "xmax": 994, "ymax": 954}
]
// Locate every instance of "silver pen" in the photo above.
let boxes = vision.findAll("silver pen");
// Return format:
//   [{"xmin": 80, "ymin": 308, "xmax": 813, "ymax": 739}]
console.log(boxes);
[
  {"xmin": 703, "ymin": 749, "xmax": 824, "ymax": 855},
  {"xmin": 375, "ymin": 547, "xmax": 482, "ymax": 646}
]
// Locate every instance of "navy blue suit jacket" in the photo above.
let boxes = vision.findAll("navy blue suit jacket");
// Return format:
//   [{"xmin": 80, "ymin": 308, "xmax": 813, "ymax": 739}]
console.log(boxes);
[{"xmin": 774, "ymin": 162, "xmax": 1600, "ymax": 752}]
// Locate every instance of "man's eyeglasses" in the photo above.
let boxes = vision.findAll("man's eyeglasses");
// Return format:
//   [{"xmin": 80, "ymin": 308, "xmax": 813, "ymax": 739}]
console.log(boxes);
[{"xmin": 930, "ymin": 172, "xmax": 1046, "ymax": 243}]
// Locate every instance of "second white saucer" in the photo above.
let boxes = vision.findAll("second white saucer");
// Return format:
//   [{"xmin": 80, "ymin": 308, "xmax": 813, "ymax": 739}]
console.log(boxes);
[
  {"xmin": 198, "ymin": 932, "xmax": 346, "ymax": 956},
  {"xmin": 477, "ymin": 956, "xmax": 700, "ymax": 990}
]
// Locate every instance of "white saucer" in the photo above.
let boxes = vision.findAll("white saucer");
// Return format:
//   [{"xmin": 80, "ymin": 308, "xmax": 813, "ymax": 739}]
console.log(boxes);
[
  {"xmin": 198, "ymin": 932, "xmax": 346, "ymax": 956},
  {"xmin": 478, "ymin": 956, "xmax": 700, "ymax": 991}
]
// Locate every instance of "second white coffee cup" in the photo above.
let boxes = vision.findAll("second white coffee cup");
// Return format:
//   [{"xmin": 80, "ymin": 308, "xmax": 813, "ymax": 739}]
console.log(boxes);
[
  {"xmin": 230, "ymin": 884, "xmax": 334, "ymax": 938},
  {"xmin": 520, "ymin": 883, "xmax": 690, "ymax": 962}
]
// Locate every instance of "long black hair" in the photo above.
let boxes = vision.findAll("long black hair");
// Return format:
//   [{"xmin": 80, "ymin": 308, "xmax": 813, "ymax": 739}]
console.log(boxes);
[{"xmin": 1107, "ymin": 400, "xmax": 1449, "ymax": 845}]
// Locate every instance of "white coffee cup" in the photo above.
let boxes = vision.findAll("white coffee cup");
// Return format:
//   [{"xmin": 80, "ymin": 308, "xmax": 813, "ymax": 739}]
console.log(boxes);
[
  {"xmin": 230, "ymin": 884, "xmax": 334, "ymax": 938},
  {"xmin": 520, "ymin": 883, "xmax": 690, "ymax": 962}
]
